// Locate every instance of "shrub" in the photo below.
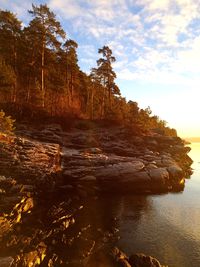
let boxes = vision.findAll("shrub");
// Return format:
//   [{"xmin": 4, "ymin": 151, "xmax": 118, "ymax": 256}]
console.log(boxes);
[{"xmin": 0, "ymin": 110, "xmax": 15, "ymax": 134}]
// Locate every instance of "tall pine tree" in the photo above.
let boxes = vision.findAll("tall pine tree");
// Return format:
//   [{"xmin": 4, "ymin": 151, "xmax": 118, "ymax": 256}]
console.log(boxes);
[{"xmin": 28, "ymin": 4, "xmax": 65, "ymax": 107}]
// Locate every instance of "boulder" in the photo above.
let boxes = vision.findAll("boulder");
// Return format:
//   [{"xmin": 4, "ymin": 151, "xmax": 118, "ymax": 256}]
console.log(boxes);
[
  {"xmin": 167, "ymin": 165, "xmax": 183, "ymax": 180},
  {"xmin": 92, "ymin": 247, "xmax": 167, "ymax": 267},
  {"xmin": 129, "ymin": 253, "xmax": 166, "ymax": 267},
  {"xmin": 147, "ymin": 168, "xmax": 169, "ymax": 191},
  {"xmin": 149, "ymin": 168, "xmax": 169, "ymax": 185},
  {"xmin": 111, "ymin": 247, "xmax": 132, "ymax": 267}
]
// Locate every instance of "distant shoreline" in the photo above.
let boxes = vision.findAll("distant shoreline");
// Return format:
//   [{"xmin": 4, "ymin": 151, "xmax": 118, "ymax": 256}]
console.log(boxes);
[{"xmin": 184, "ymin": 138, "xmax": 200, "ymax": 143}]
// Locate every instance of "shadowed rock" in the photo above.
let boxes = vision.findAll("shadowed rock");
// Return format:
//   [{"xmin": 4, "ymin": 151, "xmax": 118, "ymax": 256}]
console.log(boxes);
[
  {"xmin": 129, "ymin": 253, "xmax": 167, "ymax": 267},
  {"xmin": 111, "ymin": 248, "xmax": 168, "ymax": 267}
]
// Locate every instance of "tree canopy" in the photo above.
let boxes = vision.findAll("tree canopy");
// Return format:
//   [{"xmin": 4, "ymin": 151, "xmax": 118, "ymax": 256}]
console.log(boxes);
[{"xmin": 0, "ymin": 5, "xmax": 177, "ymax": 137}]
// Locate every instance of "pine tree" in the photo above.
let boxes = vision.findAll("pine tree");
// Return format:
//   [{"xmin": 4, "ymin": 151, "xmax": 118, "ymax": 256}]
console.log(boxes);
[
  {"xmin": 0, "ymin": 10, "xmax": 22, "ymax": 102},
  {"xmin": 28, "ymin": 4, "xmax": 65, "ymax": 107},
  {"xmin": 96, "ymin": 46, "xmax": 120, "ymax": 114},
  {"xmin": 63, "ymin": 39, "xmax": 79, "ymax": 107}
]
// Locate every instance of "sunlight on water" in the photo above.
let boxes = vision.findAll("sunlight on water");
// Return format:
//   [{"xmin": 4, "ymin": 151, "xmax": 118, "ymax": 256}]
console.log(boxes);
[
  {"xmin": 3, "ymin": 143, "xmax": 199, "ymax": 266},
  {"xmin": 113, "ymin": 142, "xmax": 200, "ymax": 267}
]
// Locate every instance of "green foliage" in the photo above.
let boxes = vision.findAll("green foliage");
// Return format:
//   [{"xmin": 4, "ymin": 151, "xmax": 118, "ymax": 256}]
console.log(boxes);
[
  {"xmin": 0, "ymin": 5, "xmax": 178, "ymax": 138},
  {"xmin": 0, "ymin": 110, "xmax": 15, "ymax": 134},
  {"xmin": 0, "ymin": 57, "xmax": 16, "ymax": 92},
  {"xmin": 0, "ymin": 9, "xmax": 21, "ymax": 66},
  {"xmin": 28, "ymin": 4, "xmax": 66, "ymax": 44},
  {"xmin": 93, "ymin": 46, "xmax": 120, "ymax": 117}
]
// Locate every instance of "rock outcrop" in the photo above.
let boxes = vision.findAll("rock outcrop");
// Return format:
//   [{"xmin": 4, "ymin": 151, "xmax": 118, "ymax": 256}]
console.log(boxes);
[
  {"xmin": 0, "ymin": 136, "xmax": 60, "ymax": 183},
  {"xmin": 0, "ymin": 123, "xmax": 192, "ymax": 196},
  {"xmin": 0, "ymin": 123, "xmax": 193, "ymax": 266}
]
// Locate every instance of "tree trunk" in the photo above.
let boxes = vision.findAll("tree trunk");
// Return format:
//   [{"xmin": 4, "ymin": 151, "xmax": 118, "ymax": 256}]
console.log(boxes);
[
  {"xmin": 12, "ymin": 44, "xmax": 17, "ymax": 103},
  {"xmin": 101, "ymin": 86, "xmax": 105, "ymax": 119},
  {"xmin": 41, "ymin": 39, "xmax": 45, "ymax": 108},
  {"xmin": 70, "ymin": 71, "xmax": 73, "ymax": 105},
  {"xmin": 66, "ymin": 69, "xmax": 70, "ymax": 108},
  {"xmin": 91, "ymin": 84, "xmax": 94, "ymax": 120},
  {"xmin": 108, "ymin": 75, "xmax": 111, "ymax": 108}
]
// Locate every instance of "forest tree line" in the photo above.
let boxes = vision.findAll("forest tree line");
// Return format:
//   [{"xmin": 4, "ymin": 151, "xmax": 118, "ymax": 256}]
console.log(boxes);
[{"xmin": 0, "ymin": 4, "xmax": 177, "ymax": 136}]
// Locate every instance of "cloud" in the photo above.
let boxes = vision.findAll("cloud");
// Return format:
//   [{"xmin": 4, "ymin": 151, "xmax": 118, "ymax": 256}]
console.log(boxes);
[
  {"xmin": 117, "ymin": 68, "xmax": 138, "ymax": 80},
  {"xmin": 79, "ymin": 58, "xmax": 95, "ymax": 70},
  {"xmin": 142, "ymin": 0, "xmax": 171, "ymax": 11},
  {"xmin": 49, "ymin": 0, "xmax": 82, "ymax": 18},
  {"xmin": 2, "ymin": 0, "xmax": 200, "ymax": 136},
  {"xmin": 3, "ymin": 0, "xmax": 200, "ymax": 90},
  {"xmin": 141, "ymin": 0, "xmax": 200, "ymax": 47},
  {"xmin": 78, "ymin": 44, "xmax": 96, "ymax": 56},
  {"xmin": 0, "ymin": 0, "xmax": 32, "ymax": 24},
  {"xmin": 114, "ymin": 0, "xmax": 200, "ymax": 87},
  {"xmin": 113, "ymin": 59, "xmax": 129, "ymax": 70},
  {"xmin": 170, "ymin": 37, "xmax": 200, "ymax": 74}
]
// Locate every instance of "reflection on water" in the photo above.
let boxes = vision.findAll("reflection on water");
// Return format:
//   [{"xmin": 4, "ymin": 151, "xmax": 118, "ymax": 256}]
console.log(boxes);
[
  {"xmin": 87, "ymin": 143, "xmax": 200, "ymax": 266},
  {"xmin": 1, "ymin": 144, "xmax": 199, "ymax": 266},
  {"xmin": 107, "ymin": 142, "xmax": 200, "ymax": 267}
]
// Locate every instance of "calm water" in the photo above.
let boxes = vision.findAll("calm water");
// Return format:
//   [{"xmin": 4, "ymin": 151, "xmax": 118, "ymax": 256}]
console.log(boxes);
[
  {"xmin": 91, "ymin": 143, "xmax": 200, "ymax": 267},
  {"xmin": 2, "ymin": 144, "xmax": 199, "ymax": 266}
]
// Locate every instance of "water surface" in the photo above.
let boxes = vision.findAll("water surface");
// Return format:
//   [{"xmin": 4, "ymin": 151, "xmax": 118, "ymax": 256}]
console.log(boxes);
[
  {"xmin": 2, "ymin": 144, "xmax": 200, "ymax": 266},
  {"xmin": 93, "ymin": 143, "xmax": 200, "ymax": 266}
]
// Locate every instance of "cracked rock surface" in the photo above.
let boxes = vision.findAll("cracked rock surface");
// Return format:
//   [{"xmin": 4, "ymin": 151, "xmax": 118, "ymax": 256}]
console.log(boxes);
[{"xmin": 0, "ymin": 123, "xmax": 192, "ymax": 266}]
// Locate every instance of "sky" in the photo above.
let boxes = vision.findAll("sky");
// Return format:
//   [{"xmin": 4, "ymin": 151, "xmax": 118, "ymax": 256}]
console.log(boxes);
[{"xmin": 1, "ymin": 0, "xmax": 200, "ymax": 137}]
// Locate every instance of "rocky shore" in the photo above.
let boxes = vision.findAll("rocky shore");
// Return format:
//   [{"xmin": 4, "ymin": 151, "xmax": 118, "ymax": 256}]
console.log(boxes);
[
  {"xmin": 0, "ymin": 123, "xmax": 192, "ymax": 194},
  {"xmin": 0, "ymin": 122, "xmax": 192, "ymax": 266}
]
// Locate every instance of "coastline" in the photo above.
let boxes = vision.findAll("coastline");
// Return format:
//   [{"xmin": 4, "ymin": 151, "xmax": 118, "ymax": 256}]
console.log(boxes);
[{"xmin": 0, "ymin": 121, "xmax": 193, "ymax": 266}]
